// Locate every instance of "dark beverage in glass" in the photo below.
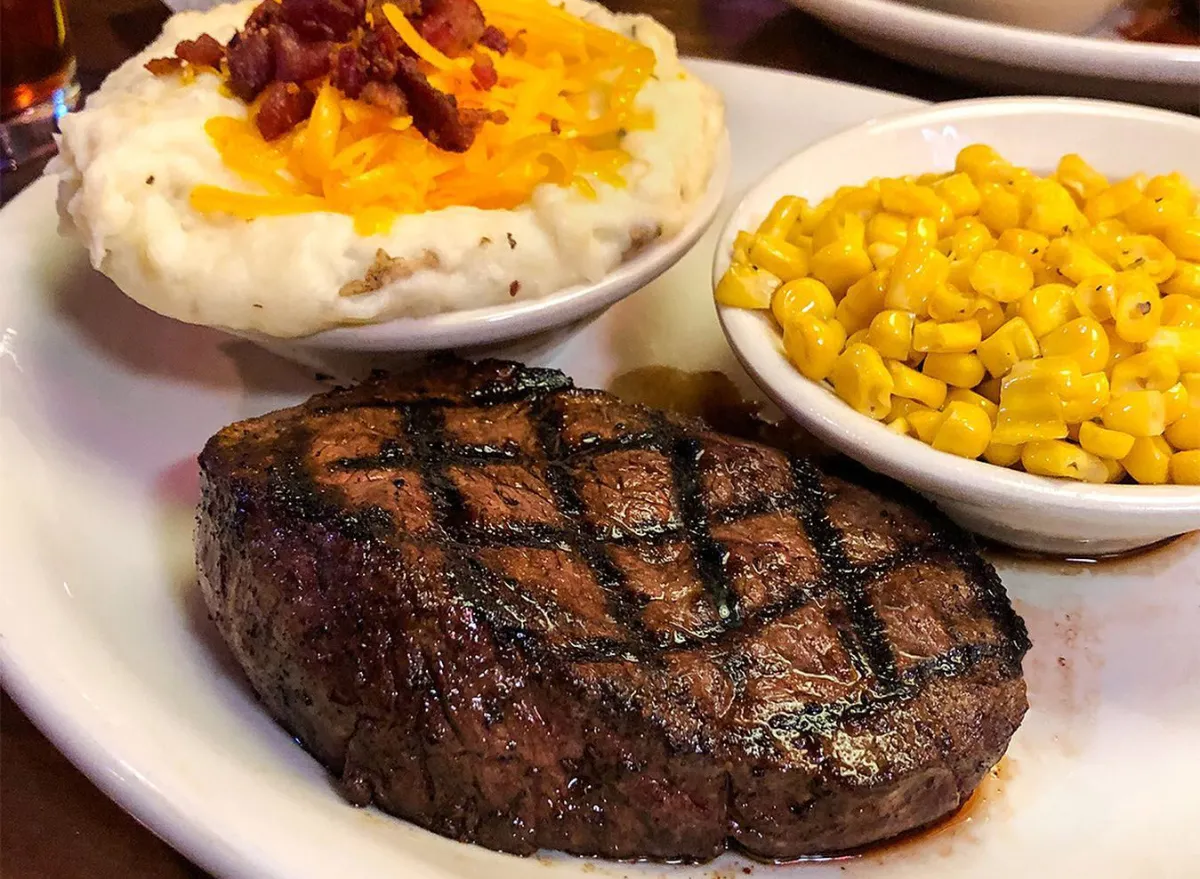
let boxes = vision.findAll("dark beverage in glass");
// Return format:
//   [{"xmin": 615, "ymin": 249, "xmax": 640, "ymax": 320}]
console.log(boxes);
[{"xmin": 1, "ymin": 0, "xmax": 81, "ymax": 170}]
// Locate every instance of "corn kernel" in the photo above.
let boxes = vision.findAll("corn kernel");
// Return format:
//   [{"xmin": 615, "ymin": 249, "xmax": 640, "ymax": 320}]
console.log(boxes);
[
  {"xmin": 1085, "ymin": 175, "xmax": 1146, "ymax": 225},
  {"xmin": 1102, "ymin": 390, "xmax": 1167, "ymax": 437},
  {"xmin": 1022, "ymin": 440, "xmax": 1108, "ymax": 483},
  {"xmin": 732, "ymin": 231, "xmax": 756, "ymax": 264},
  {"xmin": 907, "ymin": 217, "xmax": 941, "ymax": 249},
  {"xmin": 928, "ymin": 284, "xmax": 976, "ymax": 322},
  {"xmin": 968, "ymin": 249, "xmax": 1035, "ymax": 303},
  {"xmin": 1115, "ymin": 235, "xmax": 1177, "ymax": 284},
  {"xmin": 831, "ymin": 187, "xmax": 883, "ymax": 222},
  {"xmin": 956, "ymin": 145, "xmax": 1014, "ymax": 184},
  {"xmin": 1146, "ymin": 326, "xmax": 1200, "ymax": 372},
  {"xmin": 879, "ymin": 180, "xmax": 951, "ymax": 230},
  {"xmin": 1110, "ymin": 349, "xmax": 1179, "ymax": 394},
  {"xmin": 1162, "ymin": 262, "xmax": 1200, "ymax": 297},
  {"xmin": 772, "ymin": 278, "xmax": 837, "ymax": 326},
  {"xmin": 1025, "ymin": 178, "xmax": 1085, "ymax": 238},
  {"xmin": 997, "ymin": 228, "xmax": 1051, "ymax": 272},
  {"xmin": 798, "ymin": 197, "xmax": 832, "ymax": 235},
  {"xmin": 1123, "ymin": 436, "xmax": 1172, "ymax": 484},
  {"xmin": 867, "ymin": 310, "xmax": 916, "ymax": 360},
  {"xmin": 1072, "ymin": 275, "xmax": 1120, "ymax": 323},
  {"xmin": 1143, "ymin": 172, "xmax": 1196, "ymax": 209},
  {"xmin": 867, "ymin": 212, "xmax": 910, "ymax": 248},
  {"xmin": 1044, "ymin": 238, "xmax": 1114, "ymax": 284},
  {"xmin": 1166, "ymin": 411, "xmax": 1200, "ymax": 450},
  {"xmin": 1083, "ymin": 219, "xmax": 1129, "ymax": 266},
  {"xmin": 1062, "ymin": 371, "xmax": 1111, "ymax": 424},
  {"xmin": 887, "ymin": 360, "xmax": 948, "ymax": 409},
  {"xmin": 887, "ymin": 416, "xmax": 914, "ymax": 437},
  {"xmin": 888, "ymin": 397, "xmax": 932, "ymax": 422},
  {"xmin": 1123, "ymin": 194, "xmax": 1190, "ymax": 236},
  {"xmin": 1164, "ymin": 217, "xmax": 1200, "ymax": 262},
  {"xmin": 757, "ymin": 196, "xmax": 807, "ymax": 239},
  {"xmin": 868, "ymin": 243, "xmax": 900, "ymax": 270},
  {"xmin": 973, "ymin": 296, "xmax": 1008, "ymax": 338},
  {"xmin": 1169, "ymin": 450, "xmax": 1200, "ymax": 485},
  {"xmin": 1056, "ymin": 154, "xmax": 1108, "ymax": 203},
  {"xmin": 715, "ymin": 263, "xmax": 780, "ymax": 309},
  {"xmin": 1018, "ymin": 283, "xmax": 1077, "ymax": 338},
  {"xmin": 1039, "ymin": 317, "xmax": 1110, "ymax": 374},
  {"xmin": 884, "ymin": 244, "xmax": 950, "ymax": 314},
  {"xmin": 1114, "ymin": 274, "xmax": 1164, "ymax": 344},
  {"xmin": 1005, "ymin": 355, "xmax": 1082, "ymax": 396},
  {"xmin": 934, "ymin": 173, "xmax": 983, "ymax": 217},
  {"xmin": 750, "ymin": 235, "xmax": 809, "ymax": 282},
  {"xmin": 810, "ymin": 240, "xmax": 874, "ymax": 296},
  {"xmin": 912, "ymin": 319, "xmax": 982, "ymax": 354},
  {"xmin": 1103, "ymin": 457, "xmax": 1127, "ymax": 483},
  {"xmin": 846, "ymin": 328, "xmax": 870, "ymax": 347},
  {"xmin": 978, "ymin": 183, "xmax": 1024, "ymax": 234},
  {"xmin": 813, "ymin": 210, "xmax": 867, "ymax": 253},
  {"xmin": 984, "ymin": 441, "xmax": 1023, "ymax": 466},
  {"xmin": 1164, "ymin": 383, "xmax": 1190, "ymax": 425},
  {"xmin": 908, "ymin": 407, "xmax": 946, "ymax": 444},
  {"xmin": 922, "ymin": 351, "xmax": 986, "ymax": 389},
  {"xmin": 946, "ymin": 387, "xmax": 999, "ymax": 422},
  {"xmin": 1078, "ymin": 421, "xmax": 1136, "ymax": 460},
  {"xmin": 1183, "ymin": 372, "xmax": 1200, "ymax": 400},
  {"xmin": 829, "ymin": 343, "xmax": 894, "ymax": 420},
  {"xmin": 994, "ymin": 383, "xmax": 1067, "ymax": 445},
  {"xmin": 978, "ymin": 317, "xmax": 1040, "ymax": 378},
  {"xmin": 783, "ymin": 313, "xmax": 847, "ymax": 382},
  {"xmin": 836, "ymin": 271, "xmax": 888, "ymax": 334},
  {"xmin": 976, "ymin": 376, "xmax": 1003, "ymax": 404},
  {"xmin": 944, "ymin": 218, "xmax": 996, "ymax": 262},
  {"xmin": 930, "ymin": 401, "xmax": 992, "ymax": 459},
  {"xmin": 1104, "ymin": 322, "xmax": 1137, "ymax": 370}
]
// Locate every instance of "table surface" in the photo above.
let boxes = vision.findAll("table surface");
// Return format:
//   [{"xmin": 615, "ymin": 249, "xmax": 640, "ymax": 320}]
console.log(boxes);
[{"xmin": 0, "ymin": 0, "xmax": 987, "ymax": 875}]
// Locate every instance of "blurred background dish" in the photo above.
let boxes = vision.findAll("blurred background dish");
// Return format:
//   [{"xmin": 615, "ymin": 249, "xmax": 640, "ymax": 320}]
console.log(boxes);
[
  {"xmin": 789, "ymin": 0, "xmax": 1200, "ymax": 109},
  {"xmin": 899, "ymin": 0, "xmax": 1126, "ymax": 35}
]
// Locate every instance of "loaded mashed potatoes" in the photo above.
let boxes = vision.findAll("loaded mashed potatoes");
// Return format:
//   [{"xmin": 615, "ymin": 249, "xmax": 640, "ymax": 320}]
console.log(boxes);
[{"xmin": 53, "ymin": 0, "xmax": 724, "ymax": 337}]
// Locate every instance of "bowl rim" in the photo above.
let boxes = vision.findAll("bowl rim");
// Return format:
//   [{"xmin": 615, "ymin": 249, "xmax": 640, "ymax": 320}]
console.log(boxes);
[
  {"xmin": 257, "ymin": 133, "xmax": 732, "ymax": 352},
  {"xmin": 713, "ymin": 96, "xmax": 1200, "ymax": 513}
]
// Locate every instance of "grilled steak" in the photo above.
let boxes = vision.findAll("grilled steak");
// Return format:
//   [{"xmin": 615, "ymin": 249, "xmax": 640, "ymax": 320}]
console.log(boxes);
[{"xmin": 196, "ymin": 358, "xmax": 1030, "ymax": 862}]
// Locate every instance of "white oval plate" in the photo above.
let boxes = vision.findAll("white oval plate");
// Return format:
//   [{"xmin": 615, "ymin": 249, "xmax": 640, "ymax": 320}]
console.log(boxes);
[
  {"xmin": 790, "ymin": 0, "xmax": 1200, "ymax": 109},
  {"xmin": 714, "ymin": 97, "xmax": 1200, "ymax": 555},
  {"xmin": 3, "ymin": 61, "xmax": 1200, "ymax": 879}
]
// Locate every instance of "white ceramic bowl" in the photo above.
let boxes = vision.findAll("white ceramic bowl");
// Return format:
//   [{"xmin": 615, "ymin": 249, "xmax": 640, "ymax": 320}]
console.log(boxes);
[
  {"xmin": 899, "ymin": 0, "xmax": 1125, "ymax": 34},
  {"xmin": 238, "ymin": 135, "xmax": 731, "ymax": 373},
  {"xmin": 714, "ymin": 97, "xmax": 1200, "ymax": 556}
]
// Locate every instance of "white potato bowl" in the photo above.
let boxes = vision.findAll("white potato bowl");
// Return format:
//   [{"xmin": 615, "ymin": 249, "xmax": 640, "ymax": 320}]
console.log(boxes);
[
  {"xmin": 236, "ymin": 135, "xmax": 731, "ymax": 373},
  {"xmin": 897, "ymin": 0, "xmax": 1126, "ymax": 34},
  {"xmin": 715, "ymin": 97, "xmax": 1200, "ymax": 556}
]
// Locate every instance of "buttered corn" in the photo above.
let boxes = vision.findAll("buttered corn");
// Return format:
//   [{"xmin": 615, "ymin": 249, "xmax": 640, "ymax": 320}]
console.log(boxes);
[{"xmin": 718, "ymin": 145, "xmax": 1200, "ymax": 483}]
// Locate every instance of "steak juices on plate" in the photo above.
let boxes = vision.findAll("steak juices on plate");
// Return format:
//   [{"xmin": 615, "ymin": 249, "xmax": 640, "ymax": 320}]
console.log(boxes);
[{"xmin": 196, "ymin": 358, "xmax": 1030, "ymax": 861}]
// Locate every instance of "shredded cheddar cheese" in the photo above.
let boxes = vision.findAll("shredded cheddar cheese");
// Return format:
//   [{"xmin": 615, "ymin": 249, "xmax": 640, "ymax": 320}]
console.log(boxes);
[{"xmin": 193, "ymin": 0, "xmax": 658, "ymax": 233}]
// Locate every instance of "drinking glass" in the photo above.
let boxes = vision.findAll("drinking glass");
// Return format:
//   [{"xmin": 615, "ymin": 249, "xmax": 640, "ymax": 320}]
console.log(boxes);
[{"xmin": 1, "ymin": 0, "xmax": 82, "ymax": 170}]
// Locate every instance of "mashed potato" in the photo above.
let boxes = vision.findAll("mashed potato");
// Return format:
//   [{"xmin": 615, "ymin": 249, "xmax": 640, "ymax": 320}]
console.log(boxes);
[{"xmin": 52, "ymin": 0, "xmax": 724, "ymax": 338}]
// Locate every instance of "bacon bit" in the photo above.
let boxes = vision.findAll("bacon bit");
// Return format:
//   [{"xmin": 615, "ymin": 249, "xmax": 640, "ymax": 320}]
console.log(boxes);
[
  {"xmin": 471, "ymin": 52, "xmax": 497, "ymax": 90},
  {"xmin": 280, "ymin": 0, "xmax": 360, "ymax": 42},
  {"xmin": 509, "ymin": 280, "xmax": 520, "ymax": 296},
  {"xmin": 339, "ymin": 248, "xmax": 440, "ymax": 296},
  {"xmin": 478, "ymin": 24, "xmax": 508, "ymax": 54},
  {"xmin": 271, "ymin": 23, "xmax": 333, "ymax": 82},
  {"xmin": 175, "ymin": 34, "xmax": 225, "ymax": 69},
  {"xmin": 255, "ymin": 81, "xmax": 317, "ymax": 139},
  {"xmin": 415, "ymin": 0, "xmax": 486, "ymax": 55},
  {"xmin": 360, "ymin": 80, "xmax": 407, "ymax": 115},
  {"xmin": 226, "ymin": 30, "xmax": 274, "ymax": 100},
  {"xmin": 145, "ymin": 56, "xmax": 185, "ymax": 76},
  {"xmin": 393, "ymin": 56, "xmax": 477, "ymax": 152}
]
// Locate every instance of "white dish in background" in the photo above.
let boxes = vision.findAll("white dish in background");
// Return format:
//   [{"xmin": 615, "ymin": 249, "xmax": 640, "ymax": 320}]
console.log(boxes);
[
  {"xmin": 899, "ymin": 0, "xmax": 1126, "ymax": 35},
  {"xmin": 789, "ymin": 0, "xmax": 1200, "ymax": 109},
  {"xmin": 715, "ymin": 96, "xmax": 1200, "ymax": 556},
  {"xmin": 4, "ymin": 64, "xmax": 1200, "ymax": 879}
]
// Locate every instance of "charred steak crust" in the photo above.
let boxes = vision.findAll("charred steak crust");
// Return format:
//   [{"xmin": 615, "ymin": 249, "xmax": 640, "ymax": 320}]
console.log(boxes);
[{"xmin": 196, "ymin": 358, "xmax": 1030, "ymax": 862}]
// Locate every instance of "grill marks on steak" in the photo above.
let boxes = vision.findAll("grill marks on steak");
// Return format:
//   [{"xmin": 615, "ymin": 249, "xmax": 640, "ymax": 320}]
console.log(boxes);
[{"xmin": 197, "ymin": 359, "xmax": 1030, "ymax": 861}]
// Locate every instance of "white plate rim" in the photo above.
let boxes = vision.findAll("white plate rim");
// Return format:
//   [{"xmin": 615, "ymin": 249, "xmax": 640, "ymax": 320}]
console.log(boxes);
[
  {"xmin": 712, "ymin": 95, "xmax": 1200, "ymax": 517},
  {"xmin": 790, "ymin": 0, "xmax": 1200, "ymax": 83}
]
